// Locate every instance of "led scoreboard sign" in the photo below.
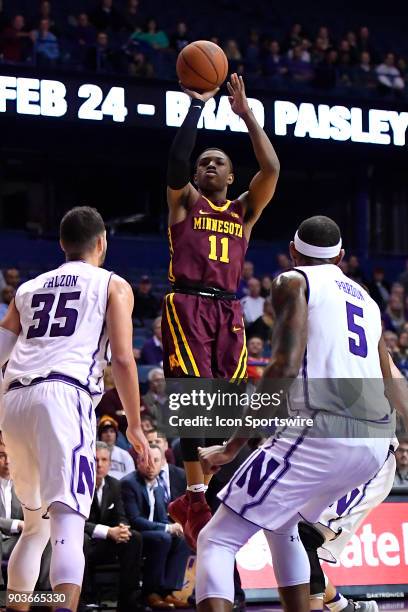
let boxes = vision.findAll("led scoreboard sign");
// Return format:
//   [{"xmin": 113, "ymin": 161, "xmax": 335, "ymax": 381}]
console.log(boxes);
[{"xmin": 1, "ymin": 73, "xmax": 408, "ymax": 147}]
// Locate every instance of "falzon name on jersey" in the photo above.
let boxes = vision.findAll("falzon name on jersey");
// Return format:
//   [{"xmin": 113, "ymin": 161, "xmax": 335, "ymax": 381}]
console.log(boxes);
[
  {"xmin": 43, "ymin": 274, "xmax": 79, "ymax": 288},
  {"xmin": 274, "ymin": 101, "xmax": 408, "ymax": 146}
]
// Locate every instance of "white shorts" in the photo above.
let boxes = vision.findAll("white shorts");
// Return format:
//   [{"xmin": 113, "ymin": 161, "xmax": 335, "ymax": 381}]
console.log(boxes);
[
  {"xmin": 218, "ymin": 417, "xmax": 390, "ymax": 532},
  {"xmin": 0, "ymin": 380, "xmax": 96, "ymax": 518},
  {"xmin": 315, "ymin": 445, "xmax": 396, "ymax": 562}
]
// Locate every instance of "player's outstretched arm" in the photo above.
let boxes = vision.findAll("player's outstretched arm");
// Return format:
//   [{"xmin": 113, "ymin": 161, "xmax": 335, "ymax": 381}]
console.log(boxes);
[
  {"xmin": 0, "ymin": 300, "xmax": 20, "ymax": 367},
  {"xmin": 228, "ymin": 74, "xmax": 280, "ymax": 232},
  {"xmin": 167, "ymin": 84, "xmax": 219, "ymax": 224},
  {"xmin": 106, "ymin": 275, "xmax": 150, "ymax": 464}
]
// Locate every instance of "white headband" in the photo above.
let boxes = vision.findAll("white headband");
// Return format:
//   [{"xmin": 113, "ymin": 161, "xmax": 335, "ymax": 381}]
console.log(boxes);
[{"xmin": 294, "ymin": 231, "xmax": 342, "ymax": 259}]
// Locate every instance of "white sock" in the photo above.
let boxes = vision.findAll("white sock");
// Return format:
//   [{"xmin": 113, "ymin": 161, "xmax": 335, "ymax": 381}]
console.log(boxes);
[
  {"xmin": 187, "ymin": 484, "xmax": 207, "ymax": 493},
  {"xmin": 326, "ymin": 592, "xmax": 349, "ymax": 612}
]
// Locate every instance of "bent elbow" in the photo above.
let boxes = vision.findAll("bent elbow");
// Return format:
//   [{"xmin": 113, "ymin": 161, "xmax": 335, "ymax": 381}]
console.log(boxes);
[{"xmin": 111, "ymin": 355, "xmax": 135, "ymax": 371}]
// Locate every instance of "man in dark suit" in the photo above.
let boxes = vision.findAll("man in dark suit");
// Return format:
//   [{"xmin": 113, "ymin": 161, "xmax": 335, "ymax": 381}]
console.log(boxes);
[
  {"xmin": 140, "ymin": 317, "xmax": 164, "ymax": 366},
  {"xmin": 121, "ymin": 445, "xmax": 191, "ymax": 610},
  {"xmin": 145, "ymin": 430, "xmax": 186, "ymax": 501},
  {"xmin": 82, "ymin": 441, "xmax": 143, "ymax": 612},
  {"xmin": 0, "ymin": 442, "xmax": 50, "ymax": 589}
]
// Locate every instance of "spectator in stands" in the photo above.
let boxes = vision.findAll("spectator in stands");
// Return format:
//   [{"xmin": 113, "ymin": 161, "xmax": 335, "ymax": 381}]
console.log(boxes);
[
  {"xmin": 4, "ymin": 268, "xmax": 20, "ymax": 290},
  {"xmin": 124, "ymin": 0, "xmax": 144, "ymax": 33},
  {"xmin": 145, "ymin": 431, "xmax": 186, "ymax": 501},
  {"xmin": 337, "ymin": 42, "xmax": 353, "ymax": 87},
  {"xmin": 237, "ymin": 260, "xmax": 254, "ymax": 299},
  {"xmin": 285, "ymin": 23, "xmax": 304, "ymax": 50},
  {"xmin": 142, "ymin": 368, "xmax": 168, "ymax": 423},
  {"xmin": 0, "ymin": 15, "xmax": 32, "ymax": 63},
  {"xmin": 244, "ymin": 29, "xmax": 261, "ymax": 75},
  {"xmin": 347, "ymin": 255, "xmax": 365, "ymax": 284},
  {"xmin": 32, "ymin": 18, "xmax": 59, "ymax": 66},
  {"xmin": 96, "ymin": 366, "xmax": 136, "ymax": 439},
  {"xmin": 128, "ymin": 49, "xmax": 154, "ymax": 77},
  {"xmin": 376, "ymin": 53, "xmax": 405, "ymax": 94},
  {"xmin": 393, "ymin": 437, "xmax": 408, "ymax": 487},
  {"xmin": 263, "ymin": 40, "xmax": 287, "ymax": 79},
  {"xmin": 391, "ymin": 281, "xmax": 405, "ymax": 299},
  {"xmin": 286, "ymin": 44, "xmax": 313, "ymax": 84},
  {"xmin": 287, "ymin": 38, "xmax": 312, "ymax": 63},
  {"xmin": 91, "ymin": 0, "xmax": 125, "ymax": 32},
  {"xmin": 141, "ymin": 413, "xmax": 156, "ymax": 434},
  {"xmin": 352, "ymin": 51, "xmax": 377, "ymax": 91},
  {"xmin": 246, "ymin": 336, "xmax": 269, "ymax": 380},
  {"xmin": 0, "ymin": 285, "xmax": 15, "ymax": 319},
  {"xmin": 368, "ymin": 267, "xmax": 390, "ymax": 311},
  {"xmin": 357, "ymin": 26, "xmax": 377, "ymax": 62},
  {"xmin": 82, "ymin": 442, "xmax": 143, "ymax": 612},
  {"xmin": 0, "ymin": 441, "xmax": 51, "ymax": 589},
  {"xmin": 395, "ymin": 331, "xmax": 408, "ymax": 379},
  {"xmin": 316, "ymin": 25, "xmax": 332, "ymax": 50},
  {"xmin": 133, "ymin": 275, "xmax": 160, "ymax": 323},
  {"xmin": 98, "ymin": 415, "xmax": 135, "ymax": 479},
  {"xmin": 383, "ymin": 294, "xmax": 406, "ymax": 333},
  {"xmin": 314, "ymin": 48, "xmax": 338, "ymax": 89},
  {"xmin": 273, "ymin": 252, "xmax": 291, "ymax": 278},
  {"xmin": 246, "ymin": 297, "xmax": 274, "ymax": 343},
  {"xmin": 398, "ymin": 259, "xmax": 408, "ymax": 295},
  {"xmin": 224, "ymin": 38, "xmax": 242, "ymax": 71},
  {"xmin": 140, "ymin": 317, "xmax": 163, "ymax": 365},
  {"xmin": 170, "ymin": 21, "xmax": 191, "ymax": 52},
  {"xmin": 34, "ymin": 1, "xmax": 57, "ymax": 33},
  {"xmin": 345, "ymin": 30, "xmax": 359, "ymax": 63},
  {"xmin": 121, "ymin": 446, "xmax": 191, "ymax": 609},
  {"xmin": 384, "ymin": 330, "xmax": 399, "ymax": 356},
  {"xmin": 241, "ymin": 277, "xmax": 265, "ymax": 326},
  {"xmin": 72, "ymin": 13, "xmax": 97, "ymax": 47},
  {"xmin": 131, "ymin": 18, "xmax": 169, "ymax": 50},
  {"xmin": 86, "ymin": 30, "xmax": 122, "ymax": 72},
  {"xmin": 260, "ymin": 274, "xmax": 273, "ymax": 298}
]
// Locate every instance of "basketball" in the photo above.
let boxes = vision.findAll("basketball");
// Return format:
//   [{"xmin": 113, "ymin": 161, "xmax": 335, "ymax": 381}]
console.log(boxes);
[{"xmin": 176, "ymin": 40, "xmax": 228, "ymax": 93}]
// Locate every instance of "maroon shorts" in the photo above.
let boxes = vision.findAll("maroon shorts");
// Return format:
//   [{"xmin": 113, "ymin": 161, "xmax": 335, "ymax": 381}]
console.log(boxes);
[{"xmin": 161, "ymin": 292, "xmax": 247, "ymax": 379}]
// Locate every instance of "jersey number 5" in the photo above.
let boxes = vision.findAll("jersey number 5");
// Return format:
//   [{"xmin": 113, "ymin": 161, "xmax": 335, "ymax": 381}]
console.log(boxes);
[
  {"xmin": 346, "ymin": 301, "xmax": 368, "ymax": 358},
  {"xmin": 27, "ymin": 292, "xmax": 81, "ymax": 339},
  {"xmin": 208, "ymin": 235, "xmax": 229, "ymax": 263}
]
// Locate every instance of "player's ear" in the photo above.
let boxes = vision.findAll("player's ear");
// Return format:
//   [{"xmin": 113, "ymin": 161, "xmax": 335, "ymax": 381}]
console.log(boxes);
[
  {"xmin": 227, "ymin": 172, "xmax": 234, "ymax": 185},
  {"xmin": 59, "ymin": 239, "xmax": 65, "ymax": 254},
  {"xmin": 289, "ymin": 241, "xmax": 297, "ymax": 265},
  {"xmin": 334, "ymin": 249, "xmax": 345, "ymax": 265}
]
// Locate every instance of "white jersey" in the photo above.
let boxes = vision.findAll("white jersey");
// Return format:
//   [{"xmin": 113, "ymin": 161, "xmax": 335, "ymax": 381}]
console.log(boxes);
[
  {"xmin": 288, "ymin": 264, "xmax": 392, "ymax": 424},
  {"xmin": 4, "ymin": 261, "xmax": 112, "ymax": 397}
]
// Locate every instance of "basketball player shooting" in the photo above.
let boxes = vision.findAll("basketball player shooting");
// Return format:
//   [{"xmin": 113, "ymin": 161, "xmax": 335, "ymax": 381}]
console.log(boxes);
[
  {"xmin": 196, "ymin": 216, "xmax": 393, "ymax": 612},
  {"xmin": 163, "ymin": 73, "xmax": 280, "ymax": 548},
  {"xmin": 0, "ymin": 207, "xmax": 150, "ymax": 612}
]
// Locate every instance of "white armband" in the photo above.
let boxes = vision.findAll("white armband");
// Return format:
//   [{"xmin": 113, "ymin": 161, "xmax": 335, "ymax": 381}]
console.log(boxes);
[{"xmin": 0, "ymin": 327, "xmax": 18, "ymax": 367}]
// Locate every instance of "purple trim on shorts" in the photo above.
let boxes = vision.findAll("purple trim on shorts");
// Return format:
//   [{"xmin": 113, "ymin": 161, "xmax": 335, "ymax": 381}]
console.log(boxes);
[
  {"xmin": 70, "ymin": 390, "xmax": 84, "ymax": 513},
  {"xmin": 8, "ymin": 373, "xmax": 92, "ymax": 396},
  {"xmin": 86, "ymin": 272, "xmax": 113, "ymax": 393},
  {"xmin": 88, "ymin": 402, "xmax": 93, "ymax": 421}
]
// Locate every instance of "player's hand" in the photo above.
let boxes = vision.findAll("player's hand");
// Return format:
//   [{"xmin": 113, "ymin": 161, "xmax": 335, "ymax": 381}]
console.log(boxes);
[
  {"xmin": 198, "ymin": 444, "xmax": 238, "ymax": 474},
  {"xmin": 168, "ymin": 522, "xmax": 184, "ymax": 537},
  {"xmin": 179, "ymin": 82, "xmax": 220, "ymax": 103},
  {"xmin": 126, "ymin": 424, "xmax": 153, "ymax": 468},
  {"xmin": 227, "ymin": 73, "xmax": 250, "ymax": 117}
]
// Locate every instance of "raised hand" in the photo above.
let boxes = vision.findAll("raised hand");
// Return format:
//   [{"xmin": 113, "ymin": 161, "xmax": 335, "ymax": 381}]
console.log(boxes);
[
  {"xmin": 227, "ymin": 73, "xmax": 250, "ymax": 117},
  {"xmin": 179, "ymin": 81, "xmax": 220, "ymax": 103}
]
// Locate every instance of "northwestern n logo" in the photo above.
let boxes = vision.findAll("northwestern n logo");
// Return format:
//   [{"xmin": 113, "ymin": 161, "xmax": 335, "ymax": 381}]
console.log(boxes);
[
  {"xmin": 77, "ymin": 455, "xmax": 95, "ymax": 497},
  {"xmin": 235, "ymin": 451, "xmax": 279, "ymax": 497}
]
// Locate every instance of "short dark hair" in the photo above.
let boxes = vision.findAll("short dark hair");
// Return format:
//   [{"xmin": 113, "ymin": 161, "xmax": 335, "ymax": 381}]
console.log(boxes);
[
  {"xmin": 60, "ymin": 206, "xmax": 105, "ymax": 256},
  {"xmin": 297, "ymin": 215, "xmax": 341, "ymax": 248},
  {"xmin": 195, "ymin": 148, "xmax": 234, "ymax": 173}
]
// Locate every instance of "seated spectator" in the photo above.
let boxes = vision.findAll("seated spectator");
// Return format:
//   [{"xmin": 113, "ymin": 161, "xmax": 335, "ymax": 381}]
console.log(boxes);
[
  {"xmin": 170, "ymin": 21, "xmax": 191, "ymax": 52},
  {"xmin": 376, "ymin": 53, "xmax": 405, "ymax": 93},
  {"xmin": 0, "ymin": 441, "xmax": 51, "ymax": 590},
  {"xmin": 128, "ymin": 50, "xmax": 154, "ymax": 77},
  {"xmin": 145, "ymin": 430, "xmax": 185, "ymax": 500},
  {"xmin": 0, "ymin": 15, "xmax": 32, "ymax": 63},
  {"xmin": 98, "ymin": 415, "xmax": 135, "ymax": 479},
  {"xmin": 316, "ymin": 25, "xmax": 332, "ymax": 49},
  {"xmin": 384, "ymin": 330, "xmax": 399, "ymax": 356},
  {"xmin": 86, "ymin": 30, "xmax": 123, "ymax": 72},
  {"xmin": 141, "ymin": 316, "xmax": 163, "ymax": 365},
  {"xmin": 395, "ymin": 331, "xmax": 408, "ymax": 379},
  {"xmin": 393, "ymin": 437, "xmax": 408, "ymax": 487},
  {"xmin": 352, "ymin": 51, "xmax": 377, "ymax": 91},
  {"xmin": 223, "ymin": 38, "xmax": 242, "ymax": 70},
  {"xmin": 244, "ymin": 29, "xmax": 261, "ymax": 74},
  {"xmin": 263, "ymin": 40, "xmax": 287, "ymax": 78},
  {"xmin": 357, "ymin": 26, "xmax": 377, "ymax": 61},
  {"xmin": 142, "ymin": 367, "xmax": 168, "ymax": 423},
  {"xmin": 91, "ymin": 0, "xmax": 125, "ymax": 32},
  {"xmin": 241, "ymin": 278, "xmax": 264, "ymax": 325},
  {"xmin": 337, "ymin": 48, "xmax": 353, "ymax": 87},
  {"xmin": 287, "ymin": 38, "xmax": 312, "ymax": 63},
  {"xmin": 273, "ymin": 253, "xmax": 291, "ymax": 278},
  {"xmin": 286, "ymin": 44, "xmax": 313, "ymax": 83},
  {"xmin": 383, "ymin": 295, "xmax": 406, "ymax": 334},
  {"xmin": 368, "ymin": 267, "xmax": 390, "ymax": 311},
  {"xmin": 260, "ymin": 274, "xmax": 273, "ymax": 298},
  {"xmin": 285, "ymin": 23, "xmax": 304, "ymax": 50},
  {"xmin": 345, "ymin": 30, "xmax": 359, "ymax": 63},
  {"xmin": 121, "ymin": 446, "xmax": 190, "ymax": 609},
  {"xmin": 314, "ymin": 49, "xmax": 338, "ymax": 89},
  {"xmin": 4, "ymin": 268, "xmax": 20, "ymax": 290},
  {"xmin": 247, "ymin": 336, "xmax": 269, "ymax": 380},
  {"xmin": 311, "ymin": 36, "xmax": 329, "ymax": 64},
  {"xmin": 141, "ymin": 413, "xmax": 156, "ymax": 434},
  {"xmin": 391, "ymin": 282, "xmax": 405, "ymax": 300},
  {"xmin": 82, "ymin": 442, "xmax": 143, "ymax": 612},
  {"xmin": 32, "ymin": 18, "xmax": 60, "ymax": 66},
  {"xmin": 72, "ymin": 13, "xmax": 97, "ymax": 47},
  {"xmin": 347, "ymin": 255, "xmax": 365, "ymax": 284},
  {"xmin": 237, "ymin": 260, "xmax": 254, "ymax": 299},
  {"xmin": 0, "ymin": 285, "xmax": 15, "ymax": 319},
  {"xmin": 131, "ymin": 18, "xmax": 169, "ymax": 50},
  {"xmin": 33, "ymin": 0, "xmax": 58, "ymax": 34},
  {"xmin": 246, "ymin": 297, "xmax": 274, "ymax": 343},
  {"xmin": 124, "ymin": 0, "xmax": 144, "ymax": 33},
  {"xmin": 133, "ymin": 275, "xmax": 160, "ymax": 323}
]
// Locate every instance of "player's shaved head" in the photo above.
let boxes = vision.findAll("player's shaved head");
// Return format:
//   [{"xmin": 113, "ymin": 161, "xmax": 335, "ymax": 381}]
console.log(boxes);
[
  {"xmin": 297, "ymin": 215, "xmax": 341, "ymax": 247},
  {"xmin": 60, "ymin": 206, "xmax": 105, "ymax": 259}
]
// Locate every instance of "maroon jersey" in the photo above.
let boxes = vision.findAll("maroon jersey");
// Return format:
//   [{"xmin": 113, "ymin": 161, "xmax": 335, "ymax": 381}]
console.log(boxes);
[{"xmin": 168, "ymin": 194, "xmax": 247, "ymax": 293}]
